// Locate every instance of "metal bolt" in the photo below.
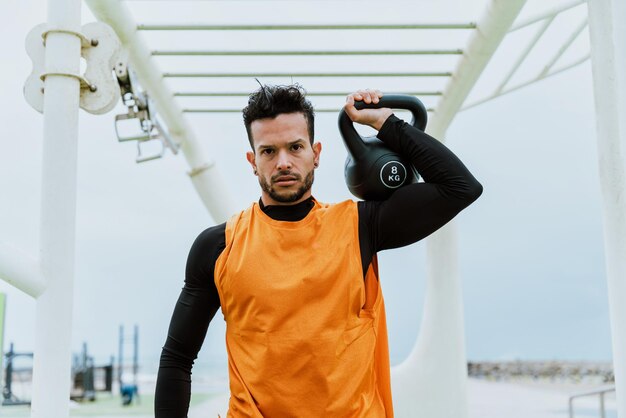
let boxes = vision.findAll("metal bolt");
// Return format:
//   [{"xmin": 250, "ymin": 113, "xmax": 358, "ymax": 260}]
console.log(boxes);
[
  {"xmin": 91, "ymin": 39, "xmax": 99, "ymax": 47},
  {"xmin": 89, "ymin": 85, "xmax": 98, "ymax": 92}
]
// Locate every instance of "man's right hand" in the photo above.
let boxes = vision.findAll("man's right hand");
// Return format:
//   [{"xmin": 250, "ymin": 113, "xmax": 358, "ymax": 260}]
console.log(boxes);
[{"xmin": 343, "ymin": 89, "xmax": 393, "ymax": 131}]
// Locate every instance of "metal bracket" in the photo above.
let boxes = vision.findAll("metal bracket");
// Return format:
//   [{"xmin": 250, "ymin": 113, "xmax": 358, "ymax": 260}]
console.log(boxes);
[
  {"xmin": 24, "ymin": 22, "xmax": 121, "ymax": 114},
  {"xmin": 39, "ymin": 71, "xmax": 97, "ymax": 92},
  {"xmin": 113, "ymin": 64, "xmax": 180, "ymax": 164},
  {"xmin": 41, "ymin": 28, "xmax": 96, "ymax": 48}
]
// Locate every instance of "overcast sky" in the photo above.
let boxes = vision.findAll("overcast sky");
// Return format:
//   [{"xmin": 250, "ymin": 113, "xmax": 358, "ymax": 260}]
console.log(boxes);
[{"xmin": 0, "ymin": 0, "xmax": 613, "ymax": 380}]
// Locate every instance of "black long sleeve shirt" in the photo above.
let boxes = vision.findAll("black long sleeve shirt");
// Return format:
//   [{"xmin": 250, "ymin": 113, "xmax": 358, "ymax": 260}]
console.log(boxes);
[{"xmin": 154, "ymin": 115, "xmax": 483, "ymax": 417}]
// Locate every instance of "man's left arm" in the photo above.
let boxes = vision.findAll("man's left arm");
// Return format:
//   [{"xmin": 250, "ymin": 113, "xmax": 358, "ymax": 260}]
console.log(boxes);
[{"xmin": 361, "ymin": 113, "xmax": 482, "ymax": 251}]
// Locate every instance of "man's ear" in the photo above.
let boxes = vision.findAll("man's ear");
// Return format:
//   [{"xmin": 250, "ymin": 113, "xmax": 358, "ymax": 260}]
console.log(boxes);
[
  {"xmin": 312, "ymin": 142, "xmax": 322, "ymax": 167},
  {"xmin": 246, "ymin": 151, "xmax": 257, "ymax": 175}
]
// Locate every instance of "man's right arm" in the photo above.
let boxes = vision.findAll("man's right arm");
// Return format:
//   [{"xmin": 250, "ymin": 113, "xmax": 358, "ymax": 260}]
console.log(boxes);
[{"xmin": 154, "ymin": 224, "xmax": 225, "ymax": 417}]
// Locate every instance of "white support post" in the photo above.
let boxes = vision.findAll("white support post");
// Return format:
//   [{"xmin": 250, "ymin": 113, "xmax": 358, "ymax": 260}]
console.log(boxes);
[
  {"xmin": 391, "ymin": 1, "xmax": 527, "ymax": 417},
  {"xmin": 85, "ymin": 0, "xmax": 235, "ymax": 223},
  {"xmin": 29, "ymin": 0, "xmax": 82, "ymax": 417},
  {"xmin": 587, "ymin": 0, "xmax": 626, "ymax": 417}
]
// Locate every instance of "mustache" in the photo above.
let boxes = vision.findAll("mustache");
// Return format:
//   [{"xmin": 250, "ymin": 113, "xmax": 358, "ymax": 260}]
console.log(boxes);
[{"xmin": 271, "ymin": 171, "xmax": 301, "ymax": 182}]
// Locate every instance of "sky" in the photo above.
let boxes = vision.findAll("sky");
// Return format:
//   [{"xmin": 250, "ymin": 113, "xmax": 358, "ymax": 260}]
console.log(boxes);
[{"xmin": 0, "ymin": 0, "xmax": 615, "ymax": 381}]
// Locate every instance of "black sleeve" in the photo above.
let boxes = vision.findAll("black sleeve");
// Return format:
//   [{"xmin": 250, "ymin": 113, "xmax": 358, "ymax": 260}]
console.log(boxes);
[
  {"xmin": 358, "ymin": 114, "xmax": 483, "ymax": 270},
  {"xmin": 154, "ymin": 223, "xmax": 225, "ymax": 418}
]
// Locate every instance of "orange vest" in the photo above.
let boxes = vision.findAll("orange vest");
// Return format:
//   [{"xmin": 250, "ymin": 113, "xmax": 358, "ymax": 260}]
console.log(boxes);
[{"xmin": 214, "ymin": 199, "xmax": 393, "ymax": 417}]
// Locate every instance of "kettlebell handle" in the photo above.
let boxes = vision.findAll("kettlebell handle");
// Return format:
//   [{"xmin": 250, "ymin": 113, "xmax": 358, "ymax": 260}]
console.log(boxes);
[{"xmin": 338, "ymin": 94, "xmax": 428, "ymax": 159}]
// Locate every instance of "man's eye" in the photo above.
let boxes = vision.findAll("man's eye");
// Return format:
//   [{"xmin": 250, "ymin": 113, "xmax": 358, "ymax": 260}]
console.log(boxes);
[
  {"xmin": 292, "ymin": 144, "xmax": 303, "ymax": 151},
  {"xmin": 261, "ymin": 149, "xmax": 274, "ymax": 155}
]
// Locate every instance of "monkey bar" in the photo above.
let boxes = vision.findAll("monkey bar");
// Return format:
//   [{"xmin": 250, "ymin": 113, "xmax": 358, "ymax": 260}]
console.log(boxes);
[
  {"xmin": 137, "ymin": 22, "xmax": 478, "ymax": 31},
  {"xmin": 85, "ymin": 0, "xmax": 236, "ymax": 224},
  {"xmin": 152, "ymin": 49, "xmax": 464, "ymax": 56}
]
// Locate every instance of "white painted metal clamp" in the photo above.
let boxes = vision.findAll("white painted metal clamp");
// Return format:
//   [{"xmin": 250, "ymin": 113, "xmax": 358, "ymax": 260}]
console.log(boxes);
[
  {"xmin": 114, "ymin": 61, "xmax": 180, "ymax": 163},
  {"xmin": 24, "ymin": 22, "xmax": 121, "ymax": 114}
]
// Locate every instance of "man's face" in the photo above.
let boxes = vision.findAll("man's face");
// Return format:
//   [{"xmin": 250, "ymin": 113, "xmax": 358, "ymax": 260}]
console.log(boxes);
[{"xmin": 246, "ymin": 112, "xmax": 321, "ymax": 206}]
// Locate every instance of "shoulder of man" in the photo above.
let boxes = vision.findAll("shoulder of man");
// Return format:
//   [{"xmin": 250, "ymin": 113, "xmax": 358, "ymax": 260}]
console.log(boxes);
[{"xmin": 190, "ymin": 222, "xmax": 227, "ymax": 255}]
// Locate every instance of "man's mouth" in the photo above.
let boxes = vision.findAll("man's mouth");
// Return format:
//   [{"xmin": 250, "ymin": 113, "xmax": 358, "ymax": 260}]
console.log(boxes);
[{"xmin": 273, "ymin": 175, "xmax": 298, "ymax": 186}]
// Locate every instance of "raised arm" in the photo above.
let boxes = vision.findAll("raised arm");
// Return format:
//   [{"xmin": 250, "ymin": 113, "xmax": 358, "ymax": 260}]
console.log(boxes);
[
  {"xmin": 154, "ymin": 224, "xmax": 225, "ymax": 417},
  {"xmin": 345, "ymin": 89, "xmax": 483, "ymax": 254}
]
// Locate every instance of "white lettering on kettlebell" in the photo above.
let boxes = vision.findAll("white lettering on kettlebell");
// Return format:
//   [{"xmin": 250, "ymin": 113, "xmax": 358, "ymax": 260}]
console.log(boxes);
[{"xmin": 380, "ymin": 161, "xmax": 407, "ymax": 189}]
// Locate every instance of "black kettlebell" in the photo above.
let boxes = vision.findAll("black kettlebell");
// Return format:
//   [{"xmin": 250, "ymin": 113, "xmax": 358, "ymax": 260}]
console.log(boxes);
[{"xmin": 338, "ymin": 94, "xmax": 428, "ymax": 201}]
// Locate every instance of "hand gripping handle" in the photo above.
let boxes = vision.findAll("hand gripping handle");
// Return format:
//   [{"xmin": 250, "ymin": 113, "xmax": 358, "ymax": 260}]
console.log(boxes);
[{"xmin": 338, "ymin": 94, "xmax": 428, "ymax": 159}]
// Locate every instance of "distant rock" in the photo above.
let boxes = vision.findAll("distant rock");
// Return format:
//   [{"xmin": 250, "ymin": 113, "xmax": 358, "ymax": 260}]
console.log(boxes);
[{"xmin": 467, "ymin": 360, "xmax": 614, "ymax": 383}]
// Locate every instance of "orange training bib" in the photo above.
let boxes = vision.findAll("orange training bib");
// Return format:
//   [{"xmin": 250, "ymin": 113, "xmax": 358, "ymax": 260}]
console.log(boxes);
[{"xmin": 214, "ymin": 200, "xmax": 393, "ymax": 417}]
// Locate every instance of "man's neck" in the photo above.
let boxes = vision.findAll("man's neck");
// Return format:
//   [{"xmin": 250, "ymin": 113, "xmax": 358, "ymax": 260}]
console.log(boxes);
[{"xmin": 259, "ymin": 196, "xmax": 315, "ymax": 222}]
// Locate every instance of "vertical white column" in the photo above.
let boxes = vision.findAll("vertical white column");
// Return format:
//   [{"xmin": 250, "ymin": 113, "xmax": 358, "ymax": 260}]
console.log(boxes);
[
  {"xmin": 391, "ymin": 1, "xmax": 527, "ymax": 415},
  {"xmin": 392, "ymin": 220, "xmax": 467, "ymax": 418},
  {"xmin": 30, "ymin": 0, "xmax": 81, "ymax": 417},
  {"xmin": 587, "ymin": 1, "xmax": 626, "ymax": 417}
]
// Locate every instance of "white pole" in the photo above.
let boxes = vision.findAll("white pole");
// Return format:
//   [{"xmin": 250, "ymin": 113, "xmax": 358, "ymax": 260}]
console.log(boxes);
[
  {"xmin": 391, "ymin": 1, "xmax": 527, "ymax": 417},
  {"xmin": 587, "ymin": 0, "xmax": 626, "ymax": 416},
  {"xmin": 85, "ymin": 0, "xmax": 235, "ymax": 223},
  {"xmin": 30, "ymin": 0, "xmax": 81, "ymax": 416}
]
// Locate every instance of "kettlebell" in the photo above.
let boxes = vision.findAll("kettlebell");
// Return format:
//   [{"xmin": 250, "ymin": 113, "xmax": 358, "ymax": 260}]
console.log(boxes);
[{"xmin": 338, "ymin": 94, "xmax": 428, "ymax": 201}]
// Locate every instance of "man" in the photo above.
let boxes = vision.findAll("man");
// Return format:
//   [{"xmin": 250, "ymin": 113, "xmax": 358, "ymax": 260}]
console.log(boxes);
[{"xmin": 155, "ymin": 85, "xmax": 482, "ymax": 417}]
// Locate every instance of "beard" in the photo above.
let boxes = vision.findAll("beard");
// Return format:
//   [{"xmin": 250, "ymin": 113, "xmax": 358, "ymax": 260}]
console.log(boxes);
[{"xmin": 259, "ymin": 168, "xmax": 315, "ymax": 203}]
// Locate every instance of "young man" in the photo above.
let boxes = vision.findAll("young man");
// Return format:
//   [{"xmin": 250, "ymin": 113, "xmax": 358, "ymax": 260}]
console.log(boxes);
[{"xmin": 155, "ymin": 85, "xmax": 482, "ymax": 417}]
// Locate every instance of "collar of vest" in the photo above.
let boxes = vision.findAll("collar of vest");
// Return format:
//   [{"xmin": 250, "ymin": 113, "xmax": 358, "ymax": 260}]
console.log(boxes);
[
  {"xmin": 252, "ymin": 197, "xmax": 321, "ymax": 228},
  {"xmin": 257, "ymin": 196, "xmax": 317, "ymax": 222}
]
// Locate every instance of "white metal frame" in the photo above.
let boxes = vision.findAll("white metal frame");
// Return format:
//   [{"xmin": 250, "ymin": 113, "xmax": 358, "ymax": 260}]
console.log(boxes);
[
  {"xmin": 587, "ymin": 0, "xmax": 626, "ymax": 416},
  {"xmin": 462, "ymin": 0, "xmax": 590, "ymax": 111},
  {"xmin": 391, "ymin": 2, "xmax": 527, "ymax": 416},
  {"xmin": 86, "ymin": 0, "xmax": 236, "ymax": 224},
  {"xmin": 29, "ymin": 1, "xmax": 82, "ymax": 417},
  {"xmin": 5, "ymin": 0, "xmax": 625, "ymax": 417}
]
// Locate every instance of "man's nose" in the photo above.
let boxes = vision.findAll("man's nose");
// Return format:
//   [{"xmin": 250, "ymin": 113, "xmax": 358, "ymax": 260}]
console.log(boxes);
[{"xmin": 276, "ymin": 150, "xmax": 293, "ymax": 171}]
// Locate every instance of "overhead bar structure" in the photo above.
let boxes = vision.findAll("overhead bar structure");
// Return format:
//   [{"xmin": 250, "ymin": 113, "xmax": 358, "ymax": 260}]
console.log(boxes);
[
  {"xmin": 462, "ymin": 3, "xmax": 590, "ymax": 111},
  {"xmin": 163, "ymin": 71, "xmax": 454, "ymax": 78},
  {"xmin": 138, "ymin": 23, "xmax": 478, "ymax": 31},
  {"xmin": 182, "ymin": 107, "xmax": 436, "ymax": 113},
  {"xmin": 494, "ymin": 15, "xmax": 556, "ymax": 95},
  {"xmin": 86, "ymin": 0, "xmax": 235, "ymax": 223},
  {"xmin": 152, "ymin": 49, "xmax": 464, "ymax": 56},
  {"xmin": 174, "ymin": 91, "xmax": 444, "ymax": 97},
  {"xmin": 537, "ymin": 17, "xmax": 588, "ymax": 78},
  {"xmin": 462, "ymin": 53, "xmax": 590, "ymax": 111},
  {"xmin": 509, "ymin": 0, "xmax": 587, "ymax": 32}
]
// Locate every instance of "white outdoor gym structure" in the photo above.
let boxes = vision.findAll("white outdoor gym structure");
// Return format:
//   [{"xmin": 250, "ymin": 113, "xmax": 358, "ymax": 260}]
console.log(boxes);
[{"xmin": 0, "ymin": 0, "xmax": 624, "ymax": 417}]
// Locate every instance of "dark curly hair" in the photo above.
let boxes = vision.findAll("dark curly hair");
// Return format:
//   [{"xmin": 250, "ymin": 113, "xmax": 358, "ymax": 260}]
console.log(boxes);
[{"xmin": 242, "ymin": 83, "xmax": 315, "ymax": 149}]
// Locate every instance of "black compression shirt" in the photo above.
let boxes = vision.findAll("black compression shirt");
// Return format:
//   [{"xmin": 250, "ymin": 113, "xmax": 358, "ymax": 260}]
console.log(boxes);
[{"xmin": 155, "ymin": 114, "xmax": 483, "ymax": 417}]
